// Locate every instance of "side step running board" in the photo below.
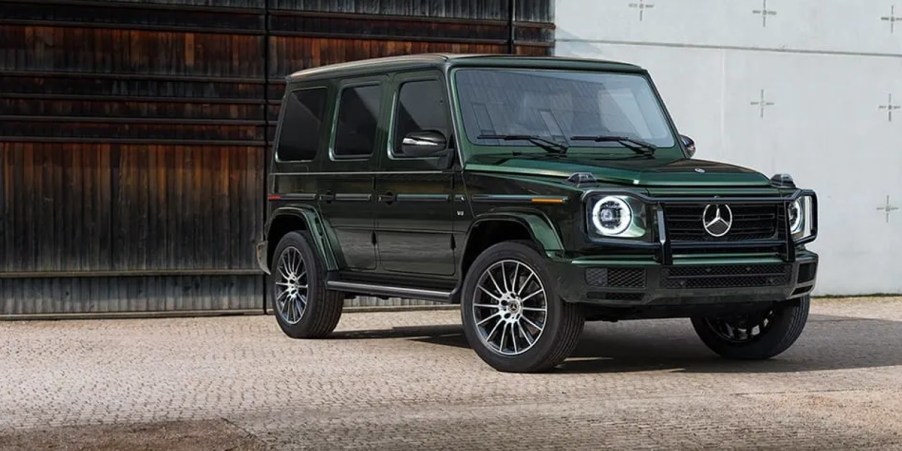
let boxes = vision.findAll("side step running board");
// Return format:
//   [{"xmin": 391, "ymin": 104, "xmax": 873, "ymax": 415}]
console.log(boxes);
[{"xmin": 326, "ymin": 281, "xmax": 452, "ymax": 303}]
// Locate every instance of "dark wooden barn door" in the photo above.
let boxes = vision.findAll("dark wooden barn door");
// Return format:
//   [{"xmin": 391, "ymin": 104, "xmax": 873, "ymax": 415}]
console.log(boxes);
[{"xmin": 0, "ymin": 0, "xmax": 554, "ymax": 316}]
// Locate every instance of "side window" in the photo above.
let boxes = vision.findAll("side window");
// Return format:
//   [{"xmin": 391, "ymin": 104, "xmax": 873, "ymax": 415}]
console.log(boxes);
[
  {"xmin": 333, "ymin": 84, "xmax": 382, "ymax": 158},
  {"xmin": 276, "ymin": 88, "xmax": 327, "ymax": 161},
  {"xmin": 393, "ymin": 79, "xmax": 450, "ymax": 157}
]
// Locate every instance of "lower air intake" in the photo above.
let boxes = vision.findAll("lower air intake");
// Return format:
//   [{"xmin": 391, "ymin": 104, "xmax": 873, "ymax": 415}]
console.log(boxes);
[
  {"xmin": 585, "ymin": 268, "xmax": 646, "ymax": 288},
  {"xmin": 661, "ymin": 264, "xmax": 790, "ymax": 289}
]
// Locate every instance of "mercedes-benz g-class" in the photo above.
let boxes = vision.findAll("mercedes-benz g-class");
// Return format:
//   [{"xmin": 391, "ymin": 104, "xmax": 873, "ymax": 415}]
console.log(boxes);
[{"xmin": 257, "ymin": 54, "xmax": 818, "ymax": 372}]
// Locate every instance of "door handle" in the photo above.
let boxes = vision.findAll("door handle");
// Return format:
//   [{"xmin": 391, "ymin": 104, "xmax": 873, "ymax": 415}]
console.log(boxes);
[
  {"xmin": 378, "ymin": 192, "xmax": 397, "ymax": 204},
  {"xmin": 320, "ymin": 192, "xmax": 335, "ymax": 202}
]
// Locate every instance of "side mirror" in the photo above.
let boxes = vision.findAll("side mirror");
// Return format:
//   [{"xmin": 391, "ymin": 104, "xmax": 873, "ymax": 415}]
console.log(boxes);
[
  {"xmin": 680, "ymin": 135, "xmax": 696, "ymax": 158},
  {"xmin": 401, "ymin": 130, "xmax": 447, "ymax": 158}
]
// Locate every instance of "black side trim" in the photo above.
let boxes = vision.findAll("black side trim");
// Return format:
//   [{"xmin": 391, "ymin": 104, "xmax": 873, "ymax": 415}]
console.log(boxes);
[
  {"xmin": 471, "ymin": 194, "xmax": 568, "ymax": 203},
  {"xmin": 333, "ymin": 193, "xmax": 373, "ymax": 202},
  {"xmin": 395, "ymin": 194, "xmax": 451, "ymax": 202},
  {"xmin": 277, "ymin": 193, "xmax": 317, "ymax": 201}
]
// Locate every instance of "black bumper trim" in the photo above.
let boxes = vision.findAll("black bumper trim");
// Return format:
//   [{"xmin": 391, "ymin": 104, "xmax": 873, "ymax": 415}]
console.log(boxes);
[{"xmin": 556, "ymin": 254, "xmax": 818, "ymax": 307}]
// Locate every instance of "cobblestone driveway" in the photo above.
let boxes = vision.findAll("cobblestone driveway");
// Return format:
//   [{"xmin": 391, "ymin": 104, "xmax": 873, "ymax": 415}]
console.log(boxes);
[{"xmin": 1, "ymin": 297, "xmax": 901, "ymax": 450}]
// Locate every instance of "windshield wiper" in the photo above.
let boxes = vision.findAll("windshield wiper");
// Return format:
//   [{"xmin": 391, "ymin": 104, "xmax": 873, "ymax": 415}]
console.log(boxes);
[
  {"xmin": 570, "ymin": 135, "xmax": 657, "ymax": 155},
  {"xmin": 478, "ymin": 134, "xmax": 568, "ymax": 155}
]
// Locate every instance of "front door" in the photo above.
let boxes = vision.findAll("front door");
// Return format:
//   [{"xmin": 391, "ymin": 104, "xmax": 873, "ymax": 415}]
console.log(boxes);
[{"xmin": 374, "ymin": 72, "xmax": 456, "ymax": 276}]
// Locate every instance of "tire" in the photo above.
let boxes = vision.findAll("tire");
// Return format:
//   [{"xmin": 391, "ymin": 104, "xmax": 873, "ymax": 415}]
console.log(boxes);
[
  {"xmin": 270, "ymin": 231, "xmax": 343, "ymax": 338},
  {"xmin": 461, "ymin": 241, "xmax": 584, "ymax": 373},
  {"xmin": 691, "ymin": 296, "xmax": 810, "ymax": 360}
]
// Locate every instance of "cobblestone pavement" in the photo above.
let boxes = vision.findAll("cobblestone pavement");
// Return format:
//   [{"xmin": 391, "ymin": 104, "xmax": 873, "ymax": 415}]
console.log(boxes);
[{"xmin": 1, "ymin": 297, "xmax": 901, "ymax": 450}]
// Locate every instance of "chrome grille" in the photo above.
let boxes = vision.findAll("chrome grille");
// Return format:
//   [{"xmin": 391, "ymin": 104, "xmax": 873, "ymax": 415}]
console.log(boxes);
[{"xmin": 664, "ymin": 203, "xmax": 779, "ymax": 242}]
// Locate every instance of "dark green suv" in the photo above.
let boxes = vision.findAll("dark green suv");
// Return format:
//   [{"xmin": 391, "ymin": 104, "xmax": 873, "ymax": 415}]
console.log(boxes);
[{"xmin": 257, "ymin": 54, "xmax": 818, "ymax": 372}]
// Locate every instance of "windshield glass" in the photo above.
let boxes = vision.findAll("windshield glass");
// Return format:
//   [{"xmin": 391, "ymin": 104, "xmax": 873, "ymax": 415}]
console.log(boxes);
[{"xmin": 454, "ymin": 69, "xmax": 676, "ymax": 151}]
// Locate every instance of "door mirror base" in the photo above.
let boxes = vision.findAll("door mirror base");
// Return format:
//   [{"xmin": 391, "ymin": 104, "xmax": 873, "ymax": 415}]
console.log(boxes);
[
  {"xmin": 680, "ymin": 135, "xmax": 696, "ymax": 158},
  {"xmin": 401, "ymin": 130, "xmax": 448, "ymax": 158}
]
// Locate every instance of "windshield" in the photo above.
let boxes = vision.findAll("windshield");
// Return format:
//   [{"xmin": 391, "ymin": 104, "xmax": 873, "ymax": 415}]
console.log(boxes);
[{"xmin": 454, "ymin": 69, "xmax": 677, "ymax": 152}]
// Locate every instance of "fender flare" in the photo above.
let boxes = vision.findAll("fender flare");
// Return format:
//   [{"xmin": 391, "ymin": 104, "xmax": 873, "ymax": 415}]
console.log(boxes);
[
  {"xmin": 452, "ymin": 210, "xmax": 565, "ymax": 302},
  {"xmin": 267, "ymin": 206, "xmax": 338, "ymax": 272},
  {"xmin": 467, "ymin": 211, "xmax": 564, "ymax": 255}
]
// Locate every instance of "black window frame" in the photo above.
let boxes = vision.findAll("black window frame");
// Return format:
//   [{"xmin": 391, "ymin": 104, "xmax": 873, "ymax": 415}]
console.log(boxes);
[
  {"xmin": 274, "ymin": 86, "xmax": 329, "ymax": 163},
  {"xmin": 452, "ymin": 68, "xmax": 680, "ymax": 151},
  {"xmin": 329, "ymin": 82, "xmax": 384, "ymax": 161},
  {"xmin": 388, "ymin": 77, "xmax": 452, "ymax": 161}
]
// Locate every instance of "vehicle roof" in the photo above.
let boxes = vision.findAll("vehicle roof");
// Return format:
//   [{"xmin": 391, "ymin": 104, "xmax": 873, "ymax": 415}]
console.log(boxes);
[{"xmin": 287, "ymin": 54, "xmax": 645, "ymax": 82}]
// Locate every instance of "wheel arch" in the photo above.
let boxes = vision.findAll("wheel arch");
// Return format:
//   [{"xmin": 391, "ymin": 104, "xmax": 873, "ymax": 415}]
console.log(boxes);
[
  {"xmin": 266, "ymin": 207, "xmax": 337, "ymax": 272},
  {"xmin": 453, "ymin": 212, "xmax": 564, "ymax": 302}
]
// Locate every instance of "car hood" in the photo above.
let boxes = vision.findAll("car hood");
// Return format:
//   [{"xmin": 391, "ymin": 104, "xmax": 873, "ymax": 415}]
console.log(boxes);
[{"xmin": 465, "ymin": 155, "xmax": 771, "ymax": 187}]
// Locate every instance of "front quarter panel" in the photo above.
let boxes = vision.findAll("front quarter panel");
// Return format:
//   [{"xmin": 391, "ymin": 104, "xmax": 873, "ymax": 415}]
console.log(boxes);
[{"xmin": 463, "ymin": 171, "xmax": 582, "ymax": 254}]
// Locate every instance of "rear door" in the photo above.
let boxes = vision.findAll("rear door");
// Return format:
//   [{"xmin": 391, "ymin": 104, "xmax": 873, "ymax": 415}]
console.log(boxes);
[
  {"xmin": 374, "ymin": 71, "xmax": 456, "ymax": 276},
  {"xmin": 316, "ymin": 76, "xmax": 387, "ymax": 271}
]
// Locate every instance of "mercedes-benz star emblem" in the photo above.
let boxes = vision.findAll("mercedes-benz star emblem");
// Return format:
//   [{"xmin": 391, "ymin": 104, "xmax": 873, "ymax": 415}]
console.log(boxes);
[{"xmin": 702, "ymin": 204, "xmax": 733, "ymax": 237}]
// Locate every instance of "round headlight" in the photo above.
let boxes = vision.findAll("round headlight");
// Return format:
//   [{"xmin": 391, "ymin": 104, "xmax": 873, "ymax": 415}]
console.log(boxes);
[
  {"xmin": 592, "ymin": 196, "xmax": 632, "ymax": 236},
  {"xmin": 788, "ymin": 199, "xmax": 803, "ymax": 233}
]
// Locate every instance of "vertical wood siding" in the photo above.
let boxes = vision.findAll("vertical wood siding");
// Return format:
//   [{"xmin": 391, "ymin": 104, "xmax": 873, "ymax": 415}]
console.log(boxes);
[
  {"xmin": 0, "ymin": 0, "xmax": 554, "ymax": 316},
  {"xmin": 0, "ymin": 276, "xmax": 263, "ymax": 315}
]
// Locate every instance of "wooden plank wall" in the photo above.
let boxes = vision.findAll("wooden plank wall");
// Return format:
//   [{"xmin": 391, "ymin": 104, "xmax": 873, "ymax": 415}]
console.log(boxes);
[{"xmin": 0, "ymin": 0, "xmax": 555, "ymax": 316}]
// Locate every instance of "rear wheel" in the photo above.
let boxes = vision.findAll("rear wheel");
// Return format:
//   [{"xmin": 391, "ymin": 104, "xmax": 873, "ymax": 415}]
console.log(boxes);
[
  {"xmin": 691, "ymin": 296, "xmax": 810, "ymax": 360},
  {"xmin": 270, "ymin": 231, "xmax": 343, "ymax": 338},
  {"xmin": 461, "ymin": 241, "xmax": 584, "ymax": 373}
]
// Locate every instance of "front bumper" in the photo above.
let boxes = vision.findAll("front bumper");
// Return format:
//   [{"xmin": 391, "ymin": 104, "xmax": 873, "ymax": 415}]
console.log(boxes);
[{"xmin": 553, "ymin": 250, "xmax": 818, "ymax": 306}]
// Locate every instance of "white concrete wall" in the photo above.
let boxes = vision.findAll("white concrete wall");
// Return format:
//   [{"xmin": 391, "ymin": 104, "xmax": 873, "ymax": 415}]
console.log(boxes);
[{"xmin": 555, "ymin": 0, "xmax": 902, "ymax": 295}]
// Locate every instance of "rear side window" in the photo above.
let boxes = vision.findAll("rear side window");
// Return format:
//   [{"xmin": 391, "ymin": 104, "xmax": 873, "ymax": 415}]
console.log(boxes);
[
  {"xmin": 334, "ymin": 84, "xmax": 382, "ymax": 158},
  {"xmin": 276, "ymin": 88, "xmax": 327, "ymax": 162},
  {"xmin": 393, "ymin": 79, "xmax": 450, "ymax": 157}
]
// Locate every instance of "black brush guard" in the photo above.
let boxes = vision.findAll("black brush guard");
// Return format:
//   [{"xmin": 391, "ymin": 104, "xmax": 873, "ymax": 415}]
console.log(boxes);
[{"xmin": 582, "ymin": 189, "xmax": 819, "ymax": 265}]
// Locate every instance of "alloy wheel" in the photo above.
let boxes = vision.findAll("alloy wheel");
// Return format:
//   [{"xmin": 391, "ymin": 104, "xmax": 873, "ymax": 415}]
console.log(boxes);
[
  {"xmin": 471, "ymin": 259, "xmax": 548, "ymax": 356},
  {"xmin": 275, "ymin": 246, "xmax": 308, "ymax": 325},
  {"xmin": 704, "ymin": 309, "xmax": 776, "ymax": 343}
]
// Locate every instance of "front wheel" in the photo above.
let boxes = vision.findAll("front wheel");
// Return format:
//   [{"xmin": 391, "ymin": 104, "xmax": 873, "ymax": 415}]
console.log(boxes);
[
  {"xmin": 461, "ymin": 241, "xmax": 584, "ymax": 373},
  {"xmin": 691, "ymin": 296, "xmax": 810, "ymax": 360}
]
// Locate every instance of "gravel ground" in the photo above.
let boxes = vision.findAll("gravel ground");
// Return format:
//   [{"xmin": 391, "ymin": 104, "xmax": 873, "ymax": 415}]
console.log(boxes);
[{"xmin": 1, "ymin": 297, "xmax": 901, "ymax": 450}]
